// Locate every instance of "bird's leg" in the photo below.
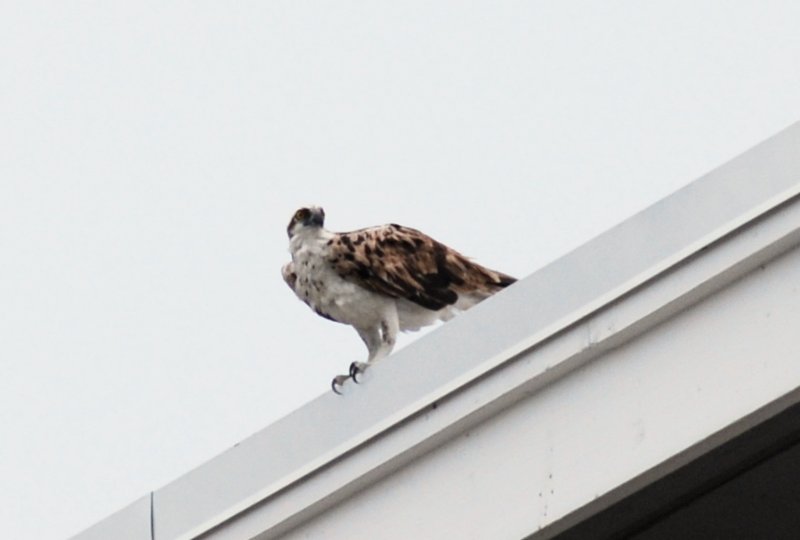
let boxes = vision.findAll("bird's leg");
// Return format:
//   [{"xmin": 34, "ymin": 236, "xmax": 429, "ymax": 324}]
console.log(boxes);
[
  {"xmin": 350, "ymin": 311, "xmax": 399, "ymax": 383},
  {"xmin": 350, "ymin": 326, "xmax": 381, "ymax": 383},
  {"xmin": 328, "ymin": 328, "xmax": 376, "ymax": 394}
]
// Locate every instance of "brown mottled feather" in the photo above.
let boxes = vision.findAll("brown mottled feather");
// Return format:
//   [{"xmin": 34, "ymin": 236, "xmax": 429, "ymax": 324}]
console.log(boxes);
[{"xmin": 328, "ymin": 224, "xmax": 516, "ymax": 311}]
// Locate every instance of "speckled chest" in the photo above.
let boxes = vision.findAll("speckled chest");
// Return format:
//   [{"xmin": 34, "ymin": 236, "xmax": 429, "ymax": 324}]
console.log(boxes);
[
  {"xmin": 291, "ymin": 246, "xmax": 330, "ymax": 302},
  {"xmin": 289, "ymin": 236, "xmax": 358, "ymax": 321},
  {"xmin": 288, "ymin": 230, "xmax": 396, "ymax": 330}
]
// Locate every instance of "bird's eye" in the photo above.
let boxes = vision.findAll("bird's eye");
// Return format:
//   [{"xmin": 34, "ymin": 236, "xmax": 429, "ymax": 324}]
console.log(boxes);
[{"xmin": 295, "ymin": 209, "xmax": 308, "ymax": 221}]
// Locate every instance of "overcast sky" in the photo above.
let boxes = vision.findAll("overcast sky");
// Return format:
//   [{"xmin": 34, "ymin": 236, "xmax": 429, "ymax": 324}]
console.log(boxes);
[{"xmin": 2, "ymin": 2, "xmax": 799, "ymax": 538}]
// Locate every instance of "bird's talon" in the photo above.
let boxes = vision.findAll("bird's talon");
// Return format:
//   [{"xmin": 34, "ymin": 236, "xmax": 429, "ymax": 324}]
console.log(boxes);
[
  {"xmin": 349, "ymin": 361, "xmax": 367, "ymax": 382},
  {"xmin": 331, "ymin": 375, "xmax": 350, "ymax": 395}
]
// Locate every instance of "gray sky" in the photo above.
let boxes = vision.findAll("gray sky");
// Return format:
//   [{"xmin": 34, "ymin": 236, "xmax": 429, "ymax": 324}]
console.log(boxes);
[{"xmin": 2, "ymin": 2, "xmax": 799, "ymax": 538}]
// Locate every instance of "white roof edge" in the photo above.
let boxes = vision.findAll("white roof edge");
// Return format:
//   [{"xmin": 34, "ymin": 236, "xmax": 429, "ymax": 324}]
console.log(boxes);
[
  {"xmin": 72, "ymin": 495, "xmax": 151, "ymax": 540},
  {"xmin": 71, "ymin": 121, "xmax": 800, "ymax": 540}
]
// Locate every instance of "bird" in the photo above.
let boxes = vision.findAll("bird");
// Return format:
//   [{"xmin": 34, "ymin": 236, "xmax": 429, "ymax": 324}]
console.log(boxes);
[{"xmin": 281, "ymin": 206, "xmax": 517, "ymax": 394}]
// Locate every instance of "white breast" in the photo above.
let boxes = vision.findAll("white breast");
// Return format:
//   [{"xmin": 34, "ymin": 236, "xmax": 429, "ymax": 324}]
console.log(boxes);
[{"xmin": 290, "ymin": 232, "xmax": 392, "ymax": 328}]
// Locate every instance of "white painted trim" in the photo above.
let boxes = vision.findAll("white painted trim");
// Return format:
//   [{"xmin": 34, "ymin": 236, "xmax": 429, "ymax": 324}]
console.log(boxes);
[
  {"xmin": 71, "ymin": 122, "xmax": 800, "ymax": 540},
  {"xmin": 207, "ymin": 186, "xmax": 800, "ymax": 539},
  {"xmin": 162, "ymin": 122, "xmax": 800, "ymax": 540}
]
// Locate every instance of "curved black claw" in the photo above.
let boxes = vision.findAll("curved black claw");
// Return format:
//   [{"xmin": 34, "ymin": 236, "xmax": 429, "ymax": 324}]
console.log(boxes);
[
  {"xmin": 331, "ymin": 374, "xmax": 350, "ymax": 395},
  {"xmin": 349, "ymin": 361, "xmax": 366, "ymax": 383}
]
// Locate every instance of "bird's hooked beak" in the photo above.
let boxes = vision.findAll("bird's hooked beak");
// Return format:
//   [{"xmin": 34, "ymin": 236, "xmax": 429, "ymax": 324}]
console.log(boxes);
[{"xmin": 308, "ymin": 207, "xmax": 325, "ymax": 227}]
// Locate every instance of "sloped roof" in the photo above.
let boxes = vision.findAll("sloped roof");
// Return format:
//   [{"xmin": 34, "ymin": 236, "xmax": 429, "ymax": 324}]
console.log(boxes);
[{"xmin": 74, "ymin": 122, "xmax": 800, "ymax": 540}]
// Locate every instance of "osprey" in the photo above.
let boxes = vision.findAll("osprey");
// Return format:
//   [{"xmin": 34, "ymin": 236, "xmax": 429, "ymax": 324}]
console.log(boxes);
[{"xmin": 282, "ymin": 206, "xmax": 516, "ymax": 393}]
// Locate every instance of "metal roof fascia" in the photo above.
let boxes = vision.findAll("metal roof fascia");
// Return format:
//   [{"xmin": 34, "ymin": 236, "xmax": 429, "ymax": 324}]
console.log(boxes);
[
  {"xmin": 70, "ymin": 122, "xmax": 800, "ymax": 540},
  {"xmin": 197, "ymin": 168, "xmax": 800, "ymax": 539}
]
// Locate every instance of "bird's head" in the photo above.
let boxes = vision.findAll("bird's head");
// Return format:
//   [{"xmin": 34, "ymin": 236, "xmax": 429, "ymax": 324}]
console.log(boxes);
[{"xmin": 287, "ymin": 206, "xmax": 326, "ymax": 238}]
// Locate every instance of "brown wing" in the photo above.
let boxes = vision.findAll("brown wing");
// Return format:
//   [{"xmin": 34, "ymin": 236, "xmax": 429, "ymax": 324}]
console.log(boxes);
[{"xmin": 326, "ymin": 224, "xmax": 515, "ymax": 311}]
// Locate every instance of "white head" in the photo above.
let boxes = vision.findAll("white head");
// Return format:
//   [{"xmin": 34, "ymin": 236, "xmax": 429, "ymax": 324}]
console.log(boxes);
[{"xmin": 287, "ymin": 206, "xmax": 326, "ymax": 238}]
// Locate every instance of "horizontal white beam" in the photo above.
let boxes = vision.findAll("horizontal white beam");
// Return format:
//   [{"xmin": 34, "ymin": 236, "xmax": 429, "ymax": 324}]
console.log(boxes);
[
  {"xmin": 71, "ymin": 122, "xmax": 800, "ymax": 540},
  {"xmin": 213, "ymin": 176, "xmax": 800, "ymax": 539},
  {"xmin": 156, "ymin": 122, "xmax": 800, "ymax": 540},
  {"xmin": 72, "ymin": 496, "xmax": 151, "ymax": 540}
]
